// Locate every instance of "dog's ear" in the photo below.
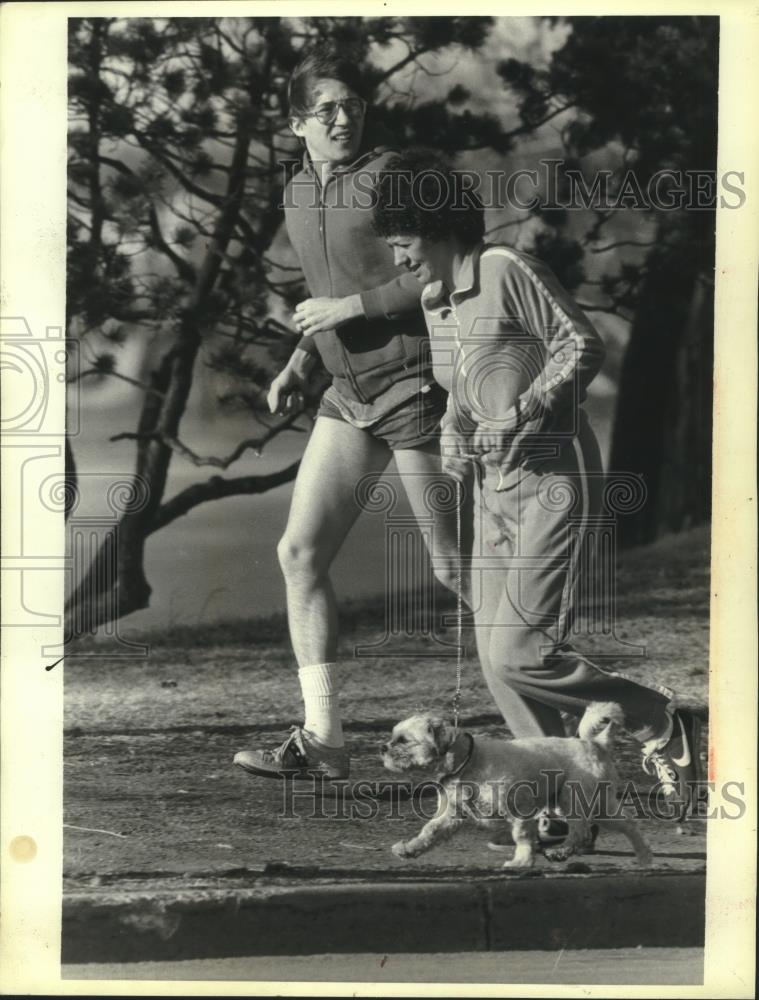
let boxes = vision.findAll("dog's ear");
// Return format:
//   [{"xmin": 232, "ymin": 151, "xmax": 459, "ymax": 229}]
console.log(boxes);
[{"xmin": 427, "ymin": 717, "xmax": 455, "ymax": 754}]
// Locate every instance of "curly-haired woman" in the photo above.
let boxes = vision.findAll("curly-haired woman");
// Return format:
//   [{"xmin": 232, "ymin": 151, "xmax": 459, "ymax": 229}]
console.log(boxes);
[{"xmin": 372, "ymin": 147, "xmax": 702, "ymax": 814}]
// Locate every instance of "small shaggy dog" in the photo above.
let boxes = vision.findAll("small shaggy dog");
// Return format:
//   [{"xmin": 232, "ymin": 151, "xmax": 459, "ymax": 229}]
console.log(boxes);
[{"xmin": 381, "ymin": 702, "xmax": 652, "ymax": 869}]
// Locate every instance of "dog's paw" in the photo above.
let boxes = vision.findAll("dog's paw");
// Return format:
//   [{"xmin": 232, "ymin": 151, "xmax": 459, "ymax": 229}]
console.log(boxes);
[
  {"xmin": 391, "ymin": 840, "xmax": 414, "ymax": 859},
  {"xmin": 544, "ymin": 845, "xmax": 573, "ymax": 863},
  {"xmin": 501, "ymin": 856, "xmax": 534, "ymax": 869}
]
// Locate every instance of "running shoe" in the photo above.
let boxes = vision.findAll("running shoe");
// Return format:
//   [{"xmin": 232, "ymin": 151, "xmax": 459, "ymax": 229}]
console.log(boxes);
[
  {"xmin": 233, "ymin": 726, "xmax": 350, "ymax": 780},
  {"xmin": 487, "ymin": 815, "xmax": 599, "ymax": 853},
  {"xmin": 641, "ymin": 708, "xmax": 702, "ymax": 808}
]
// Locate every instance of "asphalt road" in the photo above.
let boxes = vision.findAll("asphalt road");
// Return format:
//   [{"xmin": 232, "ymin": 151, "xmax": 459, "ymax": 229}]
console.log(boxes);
[{"xmin": 63, "ymin": 947, "xmax": 704, "ymax": 986}]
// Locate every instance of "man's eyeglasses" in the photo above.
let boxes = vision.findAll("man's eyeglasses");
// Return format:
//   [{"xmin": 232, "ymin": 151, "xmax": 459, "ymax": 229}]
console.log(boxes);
[{"xmin": 301, "ymin": 98, "xmax": 367, "ymax": 126}]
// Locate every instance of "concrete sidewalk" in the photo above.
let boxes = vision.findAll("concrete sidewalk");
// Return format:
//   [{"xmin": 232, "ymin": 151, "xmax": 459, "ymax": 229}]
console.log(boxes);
[{"xmin": 64, "ymin": 871, "xmax": 706, "ymax": 964}]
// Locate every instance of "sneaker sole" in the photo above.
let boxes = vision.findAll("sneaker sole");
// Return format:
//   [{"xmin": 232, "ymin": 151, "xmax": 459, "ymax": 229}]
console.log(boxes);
[
  {"xmin": 488, "ymin": 824, "xmax": 599, "ymax": 853},
  {"xmin": 644, "ymin": 712, "xmax": 705, "ymax": 821},
  {"xmin": 233, "ymin": 756, "xmax": 349, "ymax": 782},
  {"xmin": 680, "ymin": 711, "xmax": 704, "ymax": 817}
]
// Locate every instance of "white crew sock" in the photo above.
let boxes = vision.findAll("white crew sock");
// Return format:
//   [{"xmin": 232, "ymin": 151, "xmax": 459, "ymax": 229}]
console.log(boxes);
[{"xmin": 298, "ymin": 662, "xmax": 344, "ymax": 748}]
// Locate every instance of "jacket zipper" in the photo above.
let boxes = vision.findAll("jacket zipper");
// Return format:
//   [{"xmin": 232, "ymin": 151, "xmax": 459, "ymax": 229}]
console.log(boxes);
[{"xmin": 319, "ymin": 169, "xmax": 367, "ymax": 403}]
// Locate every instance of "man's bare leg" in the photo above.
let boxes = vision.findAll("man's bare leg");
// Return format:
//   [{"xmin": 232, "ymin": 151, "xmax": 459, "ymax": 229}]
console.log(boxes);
[
  {"xmin": 234, "ymin": 417, "xmax": 391, "ymax": 777},
  {"xmin": 395, "ymin": 442, "xmax": 474, "ymax": 608},
  {"xmin": 277, "ymin": 416, "xmax": 391, "ymax": 667}
]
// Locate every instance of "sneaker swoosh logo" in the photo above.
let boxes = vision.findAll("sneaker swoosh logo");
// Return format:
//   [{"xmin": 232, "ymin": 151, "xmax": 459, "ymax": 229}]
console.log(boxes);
[{"xmin": 671, "ymin": 715, "xmax": 691, "ymax": 768}]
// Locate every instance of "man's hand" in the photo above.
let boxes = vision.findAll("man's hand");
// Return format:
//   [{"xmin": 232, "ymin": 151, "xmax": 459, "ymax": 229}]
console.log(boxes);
[
  {"xmin": 267, "ymin": 349, "xmax": 315, "ymax": 416},
  {"xmin": 293, "ymin": 295, "xmax": 363, "ymax": 336}
]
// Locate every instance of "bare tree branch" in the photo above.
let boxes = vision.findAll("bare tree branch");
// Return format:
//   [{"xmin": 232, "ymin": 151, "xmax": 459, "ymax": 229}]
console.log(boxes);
[
  {"xmin": 132, "ymin": 131, "xmax": 225, "ymax": 208},
  {"xmin": 74, "ymin": 368, "xmax": 167, "ymax": 399},
  {"xmin": 589, "ymin": 239, "xmax": 659, "ymax": 254},
  {"xmin": 148, "ymin": 460, "xmax": 301, "ymax": 534},
  {"xmin": 109, "ymin": 411, "xmax": 306, "ymax": 468},
  {"xmin": 374, "ymin": 47, "xmax": 426, "ymax": 84},
  {"xmin": 147, "ymin": 205, "xmax": 197, "ymax": 283},
  {"xmin": 501, "ymin": 102, "xmax": 577, "ymax": 141}
]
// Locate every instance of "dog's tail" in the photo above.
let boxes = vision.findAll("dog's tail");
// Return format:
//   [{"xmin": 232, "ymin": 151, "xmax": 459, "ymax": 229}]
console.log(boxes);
[{"xmin": 577, "ymin": 702, "xmax": 624, "ymax": 749}]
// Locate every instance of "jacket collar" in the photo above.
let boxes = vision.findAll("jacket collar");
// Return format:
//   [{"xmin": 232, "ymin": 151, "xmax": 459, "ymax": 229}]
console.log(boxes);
[
  {"xmin": 422, "ymin": 242, "xmax": 484, "ymax": 313},
  {"xmin": 300, "ymin": 143, "xmax": 392, "ymax": 180},
  {"xmin": 451, "ymin": 243, "xmax": 482, "ymax": 302}
]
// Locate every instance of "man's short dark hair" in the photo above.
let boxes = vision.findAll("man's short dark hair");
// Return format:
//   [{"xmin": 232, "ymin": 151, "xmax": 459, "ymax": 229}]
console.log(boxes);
[
  {"xmin": 373, "ymin": 147, "xmax": 485, "ymax": 247},
  {"xmin": 288, "ymin": 45, "xmax": 367, "ymax": 117}
]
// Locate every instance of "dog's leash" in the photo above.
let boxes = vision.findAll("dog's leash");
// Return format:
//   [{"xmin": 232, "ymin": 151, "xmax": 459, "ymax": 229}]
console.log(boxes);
[{"xmin": 452, "ymin": 478, "xmax": 464, "ymax": 733}]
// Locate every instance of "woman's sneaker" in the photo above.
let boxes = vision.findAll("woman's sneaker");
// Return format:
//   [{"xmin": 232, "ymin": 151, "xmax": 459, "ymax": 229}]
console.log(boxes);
[
  {"xmin": 641, "ymin": 708, "xmax": 702, "ymax": 808},
  {"xmin": 487, "ymin": 816, "xmax": 599, "ymax": 853},
  {"xmin": 234, "ymin": 726, "xmax": 350, "ymax": 780}
]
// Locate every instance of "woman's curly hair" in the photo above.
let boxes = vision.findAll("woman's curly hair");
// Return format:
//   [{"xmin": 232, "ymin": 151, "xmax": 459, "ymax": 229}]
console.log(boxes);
[{"xmin": 373, "ymin": 147, "xmax": 485, "ymax": 247}]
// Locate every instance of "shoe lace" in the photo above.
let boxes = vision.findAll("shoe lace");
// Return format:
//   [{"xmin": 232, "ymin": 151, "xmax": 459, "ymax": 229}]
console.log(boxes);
[
  {"xmin": 642, "ymin": 747, "xmax": 677, "ymax": 786},
  {"xmin": 267, "ymin": 726, "xmax": 307, "ymax": 765}
]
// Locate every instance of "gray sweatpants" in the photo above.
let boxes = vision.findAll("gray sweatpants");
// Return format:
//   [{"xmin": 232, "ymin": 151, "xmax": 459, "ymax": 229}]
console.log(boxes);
[{"xmin": 471, "ymin": 411, "xmax": 672, "ymax": 742}]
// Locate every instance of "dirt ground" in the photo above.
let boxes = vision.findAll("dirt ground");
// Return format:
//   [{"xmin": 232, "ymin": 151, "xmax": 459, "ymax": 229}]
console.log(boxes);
[{"xmin": 64, "ymin": 525, "xmax": 710, "ymax": 886}]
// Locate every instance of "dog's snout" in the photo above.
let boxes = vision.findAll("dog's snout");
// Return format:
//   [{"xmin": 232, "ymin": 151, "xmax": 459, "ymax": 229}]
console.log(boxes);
[{"xmin": 379, "ymin": 741, "xmax": 390, "ymax": 754}]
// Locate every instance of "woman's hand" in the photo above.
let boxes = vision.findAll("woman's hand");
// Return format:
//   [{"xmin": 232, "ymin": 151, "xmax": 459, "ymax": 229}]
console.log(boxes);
[
  {"xmin": 472, "ymin": 412, "xmax": 550, "ymax": 471},
  {"xmin": 442, "ymin": 453, "xmax": 474, "ymax": 485},
  {"xmin": 471, "ymin": 426, "xmax": 513, "ymax": 463},
  {"xmin": 440, "ymin": 419, "xmax": 475, "ymax": 485},
  {"xmin": 293, "ymin": 294, "xmax": 363, "ymax": 336}
]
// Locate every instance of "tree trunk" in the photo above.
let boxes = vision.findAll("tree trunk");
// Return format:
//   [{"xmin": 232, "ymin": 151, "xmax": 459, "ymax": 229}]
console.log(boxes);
[
  {"xmin": 65, "ymin": 112, "xmax": 257, "ymax": 637},
  {"xmin": 655, "ymin": 273, "xmax": 713, "ymax": 537},
  {"xmin": 609, "ymin": 225, "xmax": 713, "ymax": 546}
]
